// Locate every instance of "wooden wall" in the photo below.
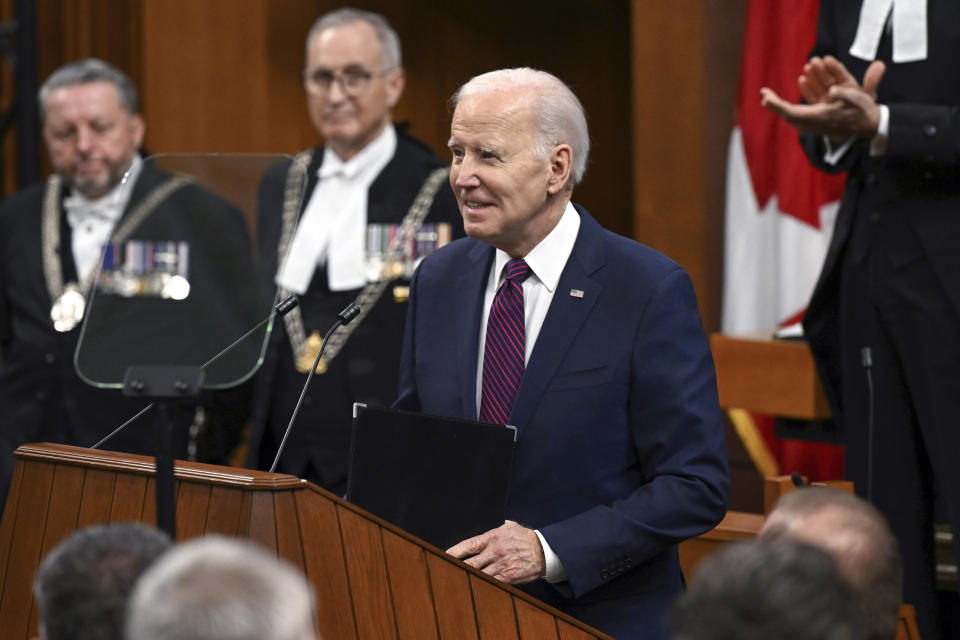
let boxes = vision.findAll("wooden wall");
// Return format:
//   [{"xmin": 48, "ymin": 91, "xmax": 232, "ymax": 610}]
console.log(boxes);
[{"xmin": 3, "ymin": 0, "xmax": 746, "ymax": 330}]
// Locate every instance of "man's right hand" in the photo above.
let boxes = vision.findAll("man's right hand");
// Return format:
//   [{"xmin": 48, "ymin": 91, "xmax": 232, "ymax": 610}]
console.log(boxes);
[{"xmin": 760, "ymin": 56, "xmax": 886, "ymax": 142}]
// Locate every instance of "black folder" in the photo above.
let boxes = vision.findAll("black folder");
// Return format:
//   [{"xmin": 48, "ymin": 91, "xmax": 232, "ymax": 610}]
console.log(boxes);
[{"xmin": 347, "ymin": 403, "xmax": 517, "ymax": 550}]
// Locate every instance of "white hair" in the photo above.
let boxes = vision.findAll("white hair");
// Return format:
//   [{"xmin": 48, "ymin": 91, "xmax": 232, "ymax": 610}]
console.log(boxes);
[
  {"xmin": 125, "ymin": 536, "xmax": 315, "ymax": 640},
  {"xmin": 306, "ymin": 7, "xmax": 401, "ymax": 70},
  {"xmin": 451, "ymin": 67, "xmax": 590, "ymax": 186}
]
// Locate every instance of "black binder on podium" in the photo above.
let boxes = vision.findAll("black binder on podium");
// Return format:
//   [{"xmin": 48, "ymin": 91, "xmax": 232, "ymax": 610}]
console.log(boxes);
[{"xmin": 347, "ymin": 403, "xmax": 517, "ymax": 550}]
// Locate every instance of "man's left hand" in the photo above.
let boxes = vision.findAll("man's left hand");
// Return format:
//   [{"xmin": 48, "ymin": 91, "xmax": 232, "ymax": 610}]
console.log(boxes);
[{"xmin": 446, "ymin": 520, "xmax": 545, "ymax": 584}]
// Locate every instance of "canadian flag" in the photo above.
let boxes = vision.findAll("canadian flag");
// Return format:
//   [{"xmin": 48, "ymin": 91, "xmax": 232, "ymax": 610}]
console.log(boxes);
[
  {"xmin": 722, "ymin": 0, "xmax": 846, "ymax": 480},
  {"xmin": 722, "ymin": 0, "xmax": 845, "ymax": 332}
]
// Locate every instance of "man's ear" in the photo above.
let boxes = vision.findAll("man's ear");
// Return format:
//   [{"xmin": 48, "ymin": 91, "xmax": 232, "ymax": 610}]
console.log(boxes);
[
  {"xmin": 384, "ymin": 67, "xmax": 406, "ymax": 109},
  {"xmin": 546, "ymin": 144, "xmax": 573, "ymax": 194},
  {"xmin": 129, "ymin": 114, "xmax": 146, "ymax": 149}
]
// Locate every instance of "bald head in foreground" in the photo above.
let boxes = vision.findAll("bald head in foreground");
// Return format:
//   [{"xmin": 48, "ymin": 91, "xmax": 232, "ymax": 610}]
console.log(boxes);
[
  {"xmin": 393, "ymin": 68, "xmax": 729, "ymax": 639},
  {"xmin": 761, "ymin": 487, "xmax": 903, "ymax": 640}
]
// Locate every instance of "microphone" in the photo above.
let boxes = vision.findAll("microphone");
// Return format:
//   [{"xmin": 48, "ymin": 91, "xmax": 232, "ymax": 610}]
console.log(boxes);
[
  {"xmin": 91, "ymin": 294, "xmax": 300, "ymax": 449},
  {"xmin": 790, "ymin": 472, "xmax": 806, "ymax": 488},
  {"xmin": 269, "ymin": 302, "xmax": 361, "ymax": 473}
]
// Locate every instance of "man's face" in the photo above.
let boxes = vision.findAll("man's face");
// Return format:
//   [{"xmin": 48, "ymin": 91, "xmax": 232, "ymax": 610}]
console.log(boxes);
[
  {"xmin": 448, "ymin": 89, "xmax": 560, "ymax": 257},
  {"xmin": 304, "ymin": 20, "xmax": 404, "ymax": 161},
  {"xmin": 42, "ymin": 81, "xmax": 144, "ymax": 199}
]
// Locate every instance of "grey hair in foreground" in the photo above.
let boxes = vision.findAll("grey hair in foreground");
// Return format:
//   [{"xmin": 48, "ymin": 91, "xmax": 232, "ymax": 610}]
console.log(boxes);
[
  {"xmin": 451, "ymin": 67, "xmax": 590, "ymax": 187},
  {"xmin": 306, "ymin": 7, "xmax": 402, "ymax": 70},
  {"xmin": 38, "ymin": 58, "xmax": 139, "ymax": 121},
  {"xmin": 670, "ymin": 539, "xmax": 867, "ymax": 640},
  {"xmin": 125, "ymin": 535, "xmax": 316, "ymax": 640}
]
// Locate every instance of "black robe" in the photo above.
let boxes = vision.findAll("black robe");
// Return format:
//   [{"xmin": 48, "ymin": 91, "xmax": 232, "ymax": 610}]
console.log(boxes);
[{"xmin": 246, "ymin": 127, "xmax": 462, "ymax": 496}]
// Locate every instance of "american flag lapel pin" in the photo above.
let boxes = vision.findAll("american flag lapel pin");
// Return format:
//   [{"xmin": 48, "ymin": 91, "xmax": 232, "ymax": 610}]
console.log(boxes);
[{"xmin": 570, "ymin": 289, "xmax": 584, "ymax": 298}]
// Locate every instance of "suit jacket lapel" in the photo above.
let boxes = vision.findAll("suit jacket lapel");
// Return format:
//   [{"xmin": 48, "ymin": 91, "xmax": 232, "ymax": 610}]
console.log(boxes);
[
  {"xmin": 456, "ymin": 241, "xmax": 494, "ymax": 420},
  {"xmin": 509, "ymin": 206, "xmax": 605, "ymax": 432}
]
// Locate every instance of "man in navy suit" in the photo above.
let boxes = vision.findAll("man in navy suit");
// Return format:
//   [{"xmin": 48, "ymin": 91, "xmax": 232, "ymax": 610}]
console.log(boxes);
[{"xmin": 394, "ymin": 68, "xmax": 729, "ymax": 639}]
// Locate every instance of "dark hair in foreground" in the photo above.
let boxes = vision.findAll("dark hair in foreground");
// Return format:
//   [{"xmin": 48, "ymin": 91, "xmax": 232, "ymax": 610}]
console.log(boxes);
[
  {"xmin": 33, "ymin": 522, "xmax": 172, "ymax": 640},
  {"xmin": 670, "ymin": 539, "xmax": 867, "ymax": 640}
]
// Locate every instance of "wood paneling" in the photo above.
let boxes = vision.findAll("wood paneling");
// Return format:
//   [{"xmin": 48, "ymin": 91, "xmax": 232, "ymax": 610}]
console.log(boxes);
[
  {"xmin": 427, "ymin": 552, "xmax": 481, "ymax": 640},
  {"xmin": 631, "ymin": 0, "xmax": 746, "ymax": 329}
]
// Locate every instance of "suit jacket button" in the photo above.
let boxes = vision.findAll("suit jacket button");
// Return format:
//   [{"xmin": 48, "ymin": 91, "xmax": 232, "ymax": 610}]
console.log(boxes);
[
  {"xmin": 869, "ymin": 211, "xmax": 880, "ymax": 223},
  {"xmin": 865, "ymin": 173, "xmax": 877, "ymax": 185},
  {"xmin": 44, "ymin": 352, "xmax": 56, "ymax": 364},
  {"xmin": 923, "ymin": 124, "xmax": 937, "ymax": 137}
]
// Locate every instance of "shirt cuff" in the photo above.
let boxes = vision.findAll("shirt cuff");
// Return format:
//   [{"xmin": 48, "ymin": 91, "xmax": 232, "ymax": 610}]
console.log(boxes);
[
  {"xmin": 534, "ymin": 530, "xmax": 567, "ymax": 583},
  {"xmin": 870, "ymin": 104, "xmax": 890, "ymax": 156}
]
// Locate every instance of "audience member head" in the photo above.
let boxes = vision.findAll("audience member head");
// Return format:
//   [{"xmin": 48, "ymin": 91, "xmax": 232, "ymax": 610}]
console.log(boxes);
[
  {"xmin": 302, "ymin": 8, "xmax": 405, "ymax": 161},
  {"xmin": 125, "ymin": 535, "xmax": 317, "ymax": 640},
  {"xmin": 447, "ymin": 68, "xmax": 588, "ymax": 258},
  {"xmin": 760, "ymin": 486, "xmax": 903, "ymax": 640},
  {"xmin": 39, "ymin": 58, "xmax": 145, "ymax": 199},
  {"xmin": 670, "ymin": 539, "xmax": 867, "ymax": 640},
  {"xmin": 33, "ymin": 522, "xmax": 172, "ymax": 640}
]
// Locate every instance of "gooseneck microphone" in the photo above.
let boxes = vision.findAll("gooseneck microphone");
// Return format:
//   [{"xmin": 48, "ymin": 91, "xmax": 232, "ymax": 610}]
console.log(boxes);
[
  {"xmin": 269, "ymin": 302, "xmax": 361, "ymax": 473},
  {"xmin": 90, "ymin": 294, "xmax": 301, "ymax": 449}
]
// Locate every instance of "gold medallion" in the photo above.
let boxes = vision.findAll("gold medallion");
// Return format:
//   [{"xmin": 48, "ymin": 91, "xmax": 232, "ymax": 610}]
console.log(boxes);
[
  {"xmin": 384, "ymin": 259, "xmax": 405, "ymax": 281},
  {"xmin": 50, "ymin": 283, "xmax": 86, "ymax": 332},
  {"xmin": 393, "ymin": 285, "xmax": 410, "ymax": 303},
  {"xmin": 295, "ymin": 331, "xmax": 328, "ymax": 374}
]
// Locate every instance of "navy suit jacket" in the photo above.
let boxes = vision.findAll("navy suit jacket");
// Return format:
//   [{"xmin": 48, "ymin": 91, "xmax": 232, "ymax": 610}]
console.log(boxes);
[{"xmin": 394, "ymin": 205, "xmax": 729, "ymax": 639}]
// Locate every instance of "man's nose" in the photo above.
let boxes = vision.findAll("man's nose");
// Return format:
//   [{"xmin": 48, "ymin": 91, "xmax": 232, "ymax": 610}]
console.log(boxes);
[
  {"xmin": 326, "ymin": 77, "xmax": 348, "ymax": 103},
  {"xmin": 75, "ymin": 126, "xmax": 95, "ymax": 153},
  {"xmin": 453, "ymin": 158, "xmax": 480, "ymax": 188}
]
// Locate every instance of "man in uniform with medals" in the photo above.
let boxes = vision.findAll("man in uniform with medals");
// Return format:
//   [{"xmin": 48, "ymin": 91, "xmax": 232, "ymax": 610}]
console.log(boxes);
[
  {"xmin": 245, "ymin": 8, "xmax": 462, "ymax": 495},
  {"xmin": 0, "ymin": 59, "xmax": 249, "ymax": 513}
]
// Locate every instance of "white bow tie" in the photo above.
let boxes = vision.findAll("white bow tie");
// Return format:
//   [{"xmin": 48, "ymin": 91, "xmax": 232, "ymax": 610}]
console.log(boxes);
[
  {"xmin": 63, "ymin": 196, "xmax": 118, "ymax": 228},
  {"xmin": 850, "ymin": 0, "xmax": 927, "ymax": 63}
]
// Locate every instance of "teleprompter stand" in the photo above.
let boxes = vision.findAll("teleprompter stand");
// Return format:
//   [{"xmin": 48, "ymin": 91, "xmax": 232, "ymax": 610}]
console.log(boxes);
[{"xmin": 122, "ymin": 365, "xmax": 204, "ymax": 538}]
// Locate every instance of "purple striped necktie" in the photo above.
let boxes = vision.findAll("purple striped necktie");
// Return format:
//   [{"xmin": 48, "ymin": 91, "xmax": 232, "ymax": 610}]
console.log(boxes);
[{"xmin": 479, "ymin": 258, "xmax": 531, "ymax": 424}]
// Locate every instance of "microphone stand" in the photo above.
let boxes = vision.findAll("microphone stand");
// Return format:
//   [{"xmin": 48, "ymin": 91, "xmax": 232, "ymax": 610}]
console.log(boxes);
[{"xmin": 270, "ymin": 302, "xmax": 361, "ymax": 473}]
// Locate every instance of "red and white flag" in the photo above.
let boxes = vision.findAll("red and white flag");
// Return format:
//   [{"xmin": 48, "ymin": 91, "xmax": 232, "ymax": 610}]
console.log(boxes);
[
  {"xmin": 722, "ymin": 0, "xmax": 846, "ymax": 333},
  {"xmin": 722, "ymin": 0, "xmax": 847, "ymax": 481}
]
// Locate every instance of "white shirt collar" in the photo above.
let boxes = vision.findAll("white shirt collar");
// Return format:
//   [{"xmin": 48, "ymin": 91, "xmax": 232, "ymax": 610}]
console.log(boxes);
[
  {"xmin": 491, "ymin": 201, "xmax": 580, "ymax": 293},
  {"xmin": 319, "ymin": 124, "xmax": 396, "ymax": 181},
  {"xmin": 63, "ymin": 153, "xmax": 142, "ymax": 225}
]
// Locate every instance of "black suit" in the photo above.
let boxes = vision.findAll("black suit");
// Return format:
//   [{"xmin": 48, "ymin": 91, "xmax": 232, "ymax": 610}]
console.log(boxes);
[
  {"xmin": 800, "ymin": 2, "xmax": 960, "ymax": 637},
  {"xmin": 246, "ymin": 128, "xmax": 462, "ymax": 495},
  {"xmin": 0, "ymin": 162, "xmax": 255, "ymax": 512}
]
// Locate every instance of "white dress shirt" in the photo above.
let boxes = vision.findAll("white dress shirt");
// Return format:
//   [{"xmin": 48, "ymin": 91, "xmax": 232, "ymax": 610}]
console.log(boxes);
[
  {"xmin": 63, "ymin": 154, "xmax": 141, "ymax": 284},
  {"xmin": 474, "ymin": 201, "xmax": 581, "ymax": 583},
  {"xmin": 276, "ymin": 125, "xmax": 396, "ymax": 293}
]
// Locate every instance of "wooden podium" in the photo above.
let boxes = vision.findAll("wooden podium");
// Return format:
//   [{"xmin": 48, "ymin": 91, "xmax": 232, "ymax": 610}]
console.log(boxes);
[
  {"xmin": 709, "ymin": 332, "xmax": 830, "ymax": 420},
  {"xmin": 0, "ymin": 443, "xmax": 610, "ymax": 640}
]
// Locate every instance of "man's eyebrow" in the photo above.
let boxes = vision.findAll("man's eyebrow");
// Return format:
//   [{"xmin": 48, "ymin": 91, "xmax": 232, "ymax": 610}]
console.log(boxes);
[{"xmin": 447, "ymin": 137, "xmax": 458, "ymax": 148}]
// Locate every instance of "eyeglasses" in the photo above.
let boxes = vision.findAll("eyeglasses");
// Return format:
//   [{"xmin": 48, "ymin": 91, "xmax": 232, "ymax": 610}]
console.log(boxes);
[{"xmin": 302, "ymin": 66, "xmax": 391, "ymax": 96}]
